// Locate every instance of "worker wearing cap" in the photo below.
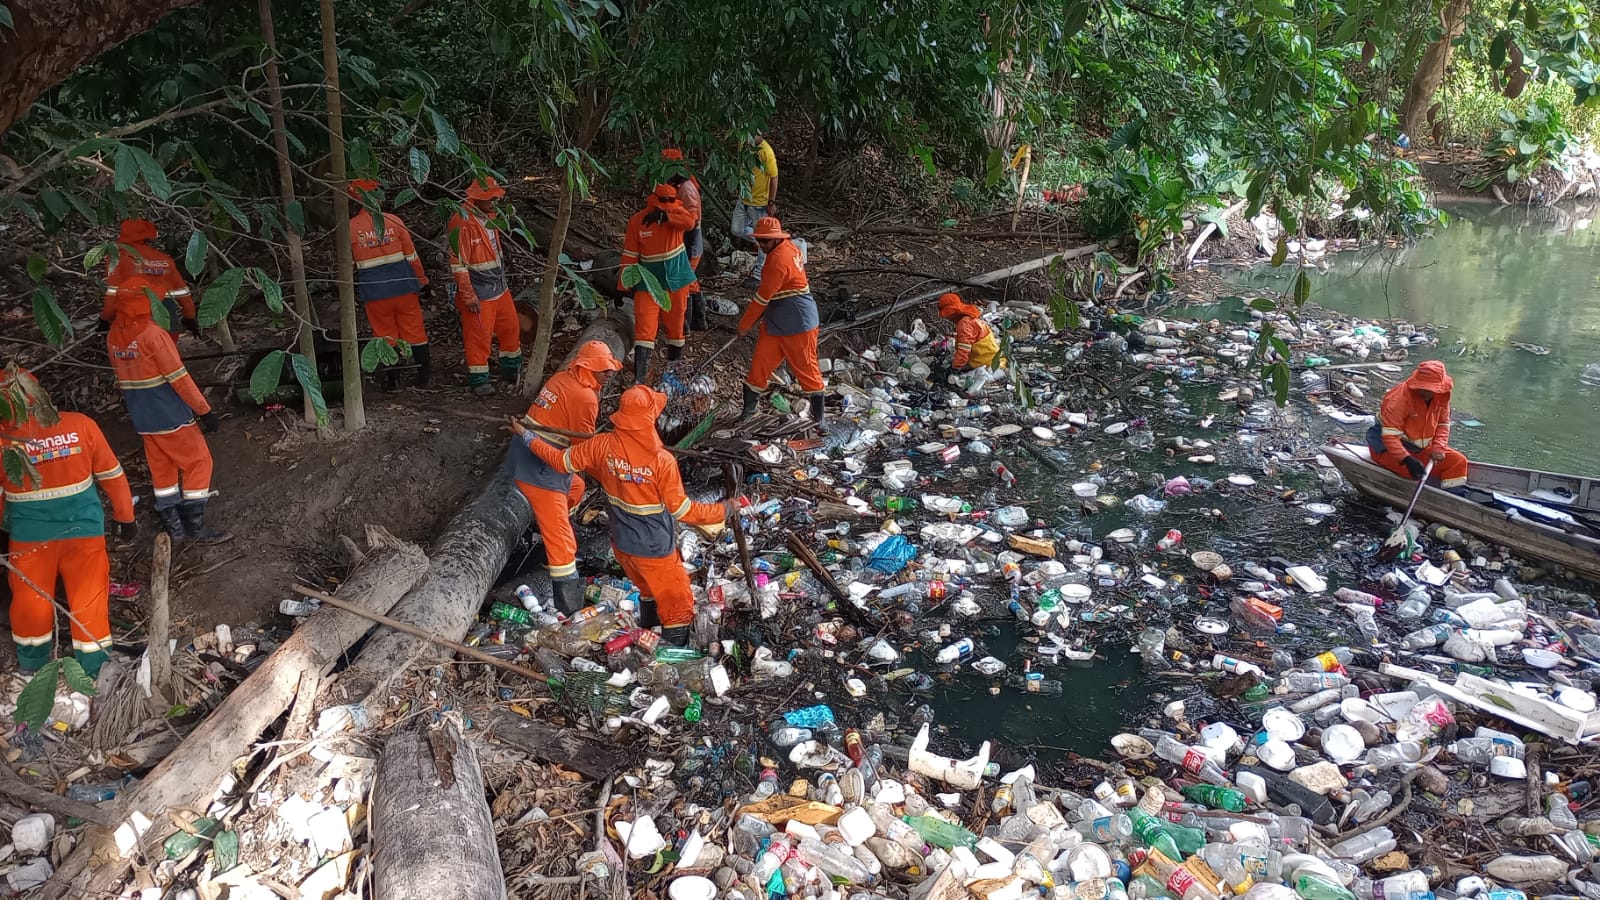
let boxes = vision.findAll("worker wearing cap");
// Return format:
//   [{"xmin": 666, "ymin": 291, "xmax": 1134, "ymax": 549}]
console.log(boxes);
[
  {"xmin": 732, "ymin": 132, "xmax": 779, "ymax": 289},
  {"xmin": 106, "ymin": 290, "xmax": 228, "ymax": 544},
  {"xmin": 349, "ymin": 179, "xmax": 433, "ymax": 387},
  {"xmin": 518, "ymin": 385, "xmax": 732, "ymax": 646},
  {"xmin": 0, "ymin": 366, "xmax": 135, "ymax": 677},
  {"xmin": 737, "ymin": 216, "xmax": 825, "ymax": 426},
  {"xmin": 1367, "ymin": 360, "xmax": 1469, "ymax": 488},
  {"xmin": 99, "ymin": 219, "xmax": 198, "ymax": 339},
  {"xmin": 661, "ymin": 149, "xmax": 707, "ymax": 332},
  {"xmin": 507, "ymin": 340, "xmax": 622, "ymax": 615},
  {"xmin": 448, "ymin": 177, "xmax": 521, "ymax": 396},
  {"xmin": 619, "ymin": 183, "xmax": 697, "ymax": 382},
  {"xmin": 937, "ymin": 292, "xmax": 1001, "ymax": 370}
]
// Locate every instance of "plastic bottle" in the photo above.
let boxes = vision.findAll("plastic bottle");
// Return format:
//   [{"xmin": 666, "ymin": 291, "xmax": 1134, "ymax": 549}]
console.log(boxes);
[
  {"xmin": 1158, "ymin": 530, "xmax": 1183, "ymax": 551},
  {"xmin": 1078, "ymin": 814, "xmax": 1134, "ymax": 842},
  {"xmin": 1010, "ymin": 660, "xmax": 1063, "ymax": 694},
  {"xmin": 1181, "ymin": 784, "xmax": 1250, "ymax": 812},
  {"xmin": 752, "ymin": 833, "xmax": 794, "ymax": 882},
  {"xmin": 749, "ymin": 768, "xmax": 780, "ymax": 802},
  {"xmin": 1278, "ymin": 671, "xmax": 1350, "ymax": 691},
  {"xmin": 1196, "ymin": 844, "xmax": 1282, "ymax": 882},
  {"xmin": 1296, "ymin": 875, "xmax": 1358, "ymax": 900},
  {"xmin": 1304, "ymin": 647, "xmax": 1354, "ymax": 672},
  {"xmin": 936, "ymin": 638, "xmax": 975, "ymax": 664},
  {"xmin": 1395, "ymin": 587, "xmax": 1432, "ymax": 621},
  {"xmin": 1548, "ymin": 793, "xmax": 1578, "ymax": 829},
  {"xmin": 1237, "ymin": 767, "xmax": 1337, "ymax": 825},
  {"xmin": 992, "ymin": 461, "xmax": 1017, "ymax": 488},
  {"xmin": 1351, "ymin": 871, "xmax": 1431, "ymax": 900},
  {"xmin": 903, "ymin": 814, "xmax": 978, "ymax": 850},
  {"xmin": 1497, "ymin": 816, "xmax": 1560, "ymax": 836},
  {"xmin": 1212, "ymin": 655, "xmax": 1265, "ymax": 677},
  {"xmin": 1399, "ymin": 624, "xmax": 1453, "ymax": 650},
  {"xmin": 1448, "ymin": 736, "xmax": 1524, "ymax": 765},
  {"xmin": 770, "ymin": 725, "xmax": 814, "ymax": 748},
  {"xmin": 880, "ymin": 580, "xmax": 949, "ymax": 601},
  {"xmin": 796, "ymin": 838, "xmax": 875, "ymax": 884},
  {"xmin": 870, "ymin": 492, "xmax": 919, "ymax": 513},
  {"xmin": 1155, "ymin": 735, "xmax": 1230, "ymax": 785},
  {"xmin": 1334, "ymin": 588, "xmax": 1384, "ymax": 608},
  {"xmin": 1329, "ymin": 827, "xmax": 1396, "ymax": 864},
  {"xmin": 1128, "ymin": 807, "xmax": 1184, "ymax": 860}
]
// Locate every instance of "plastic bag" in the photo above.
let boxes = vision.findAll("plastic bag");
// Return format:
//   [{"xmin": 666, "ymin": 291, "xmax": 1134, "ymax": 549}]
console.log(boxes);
[{"xmin": 866, "ymin": 535, "xmax": 919, "ymax": 575}]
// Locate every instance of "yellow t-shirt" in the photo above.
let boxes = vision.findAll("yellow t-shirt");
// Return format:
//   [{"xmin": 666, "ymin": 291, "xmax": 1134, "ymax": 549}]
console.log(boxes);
[{"xmin": 743, "ymin": 140, "xmax": 779, "ymax": 207}]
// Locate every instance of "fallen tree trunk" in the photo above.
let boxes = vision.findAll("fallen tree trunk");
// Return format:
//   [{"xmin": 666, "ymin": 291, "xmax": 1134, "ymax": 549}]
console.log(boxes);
[
  {"xmin": 487, "ymin": 710, "xmax": 632, "ymax": 780},
  {"xmin": 372, "ymin": 721, "xmax": 506, "ymax": 900},
  {"xmin": 825, "ymin": 238, "xmax": 1122, "ymax": 334},
  {"xmin": 327, "ymin": 312, "xmax": 633, "ymax": 718},
  {"xmin": 44, "ymin": 525, "xmax": 428, "ymax": 900}
]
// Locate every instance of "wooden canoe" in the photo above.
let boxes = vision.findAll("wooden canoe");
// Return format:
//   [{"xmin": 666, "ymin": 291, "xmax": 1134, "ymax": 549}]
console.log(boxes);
[{"xmin": 1322, "ymin": 442, "xmax": 1600, "ymax": 583}]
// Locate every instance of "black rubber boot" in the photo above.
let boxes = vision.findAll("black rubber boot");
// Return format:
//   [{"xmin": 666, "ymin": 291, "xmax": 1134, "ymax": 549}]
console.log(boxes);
[
  {"xmin": 659, "ymin": 625, "xmax": 691, "ymax": 648},
  {"xmin": 687, "ymin": 292, "xmax": 707, "ymax": 332},
  {"xmin": 737, "ymin": 385, "xmax": 760, "ymax": 422},
  {"xmin": 633, "ymin": 346, "xmax": 652, "ymax": 383},
  {"xmin": 177, "ymin": 500, "xmax": 232, "ymax": 545},
  {"xmin": 809, "ymin": 393, "xmax": 825, "ymax": 428},
  {"xmin": 666, "ymin": 344, "xmax": 683, "ymax": 362},
  {"xmin": 550, "ymin": 578, "xmax": 586, "ymax": 616},
  {"xmin": 156, "ymin": 506, "xmax": 187, "ymax": 542},
  {"xmin": 636, "ymin": 598, "xmax": 660, "ymax": 629},
  {"xmin": 413, "ymin": 344, "xmax": 432, "ymax": 388}
]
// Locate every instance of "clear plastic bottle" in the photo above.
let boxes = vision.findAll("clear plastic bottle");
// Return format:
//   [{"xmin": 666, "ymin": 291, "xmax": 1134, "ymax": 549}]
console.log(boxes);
[
  {"xmin": 1498, "ymin": 816, "xmax": 1560, "ymax": 836},
  {"xmin": 1155, "ymin": 735, "xmax": 1229, "ymax": 785},
  {"xmin": 1279, "ymin": 672, "xmax": 1350, "ymax": 692},
  {"xmin": 1448, "ymin": 736, "xmax": 1524, "ymax": 765},
  {"xmin": 1329, "ymin": 826, "xmax": 1396, "ymax": 864},
  {"xmin": 1395, "ymin": 587, "xmax": 1432, "ymax": 621},
  {"xmin": 770, "ymin": 725, "xmax": 814, "ymax": 748},
  {"xmin": 1548, "ymin": 793, "xmax": 1578, "ymax": 830},
  {"xmin": 1399, "ymin": 624, "xmax": 1454, "ymax": 650},
  {"xmin": 1351, "ymin": 871, "xmax": 1430, "ymax": 900},
  {"xmin": 796, "ymin": 838, "xmax": 875, "ymax": 884},
  {"xmin": 1303, "ymin": 647, "xmax": 1354, "ymax": 671},
  {"xmin": 1078, "ymin": 814, "xmax": 1134, "ymax": 843}
]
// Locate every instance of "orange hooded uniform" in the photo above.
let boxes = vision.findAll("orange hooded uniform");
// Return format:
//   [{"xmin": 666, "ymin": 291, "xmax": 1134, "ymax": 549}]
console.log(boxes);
[
  {"xmin": 740, "ymin": 219, "xmax": 823, "ymax": 400},
  {"xmin": 509, "ymin": 342, "xmax": 621, "ymax": 604},
  {"xmin": 100, "ymin": 219, "xmax": 195, "ymax": 336},
  {"xmin": 1366, "ymin": 360, "xmax": 1469, "ymax": 488},
  {"xmin": 937, "ymin": 293, "xmax": 1000, "ymax": 369},
  {"xmin": 662, "ymin": 149, "xmax": 707, "ymax": 331},
  {"xmin": 0, "ymin": 398, "xmax": 134, "ymax": 676},
  {"xmin": 107, "ymin": 310, "xmax": 215, "ymax": 517},
  {"xmin": 448, "ymin": 178, "xmax": 520, "ymax": 387},
  {"xmin": 348, "ymin": 180, "xmax": 430, "ymax": 355},
  {"xmin": 620, "ymin": 184, "xmax": 697, "ymax": 360},
  {"xmin": 528, "ymin": 386, "xmax": 725, "ymax": 629}
]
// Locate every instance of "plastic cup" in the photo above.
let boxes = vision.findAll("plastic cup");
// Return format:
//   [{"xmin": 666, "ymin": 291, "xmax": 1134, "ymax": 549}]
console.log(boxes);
[{"xmin": 668, "ymin": 876, "xmax": 717, "ymax": 900}]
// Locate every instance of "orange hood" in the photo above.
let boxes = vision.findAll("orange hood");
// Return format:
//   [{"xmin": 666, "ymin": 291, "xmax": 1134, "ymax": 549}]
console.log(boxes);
[{"xmin": 1402, "ymin": 360, "xmax": 1453, "ymax": 396}]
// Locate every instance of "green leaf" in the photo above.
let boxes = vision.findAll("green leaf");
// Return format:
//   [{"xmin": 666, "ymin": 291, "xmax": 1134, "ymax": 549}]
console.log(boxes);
[
  {"xmin": 408, "ymin": 147, "xmax": 431, "ymax": 184},
  {"xmin": 1269, "ymin": 361, "xmax": 1290, "ymax": 406},
  {"xmin": 25, "ymin": 255, "xmax": 46, "ymax": 282},
  {"xmin": 84, "ymin": 243, "xmax": 109, "ymax": 271},
  {"xmin": 1489, "ymin": 31, "xmax": 1508, "ymax": 70},
  {"xmin": 562, "ymin": 265, "xmax": 602, "ymax": 310},
  {"xmin": 430, "ymin": 110, "xmax": 460, "ymax": 155},
  {"xmin": 1270, "ymin": 235, "xmax": 1288, "ymax": 267},
  {"xmin": 2, "ymin": 447, "xmax": 37, "ymax": 489},
  {"xmin": 1062, "ymin": 0, "xmax": 1091, "ymax": 36},
  {"xmin": 1248, "ymin": 297, "xmax": 1278, "ymax": 311},
  {"xmin": 392, "ymin": 188, "xmax": 420, "ymax": 207},
  {"xmin": 1195, "ymin": 207, "xmax": 1231, "ymax": 239},
  {"xmin": 198, "ymin": 267, "xmax": 247, "ymax": 327},
  {"xmin": 148, "ymin": 288, "xmax": 171, "ymax": 331},
  {"xmin": 31, "ymin": 286, "xmax": 71, "ymax": 347},
  {"xmin": 252, "ymin": 268, "xmax": 284, "ymax": 313},
  {"xmin": 15, "ymin": 662, "xmax": 60, "ymax": 730},
  {"xmin": 248, "ymin": 350, "xmax": 287, "ymax": 403},
  {"xmin": 621, "ymin": 265, "xmax": 670, "ymax": 309},
  {"xmin": 285, "ymin": 200, "xmax": 306, "ymax": 237},
  {"xmin": 130, "ymin": 146, "xmax": 171, "ymax": 200},
  {"xmin": 0, "ymin": 4, "xmax": 12, "ymax": 28},
  {"xmin": 1292, "ymin": 270, "xmax": 1311, "ymax": 307},
  {"xmin": 1245, "ymin": 169, "xmax": 1271, "ymax": 217},
  {"xmin": 184, "ymin": 230, "xmax": 208, "ymax": 278},
  {"xmin": 61, "ymin": 658, "xmax": 97, "ymax": 695},
  {"xmin": 983, "ymin": 149, "xmax": 1006, "ymax": 189},
  {"xmin": 289, "ymin": 353, "xmax": 329, "ymax": 427},
  {"xmin": 112, "ymin": 144, "xmax": 139, "ymax": 193},
  {"xmin": 1107, "ymin": 119, "xmax": 1144, "ymax": 153},
  {"xmin": 1333, "ymin": 10, "xmax": 1363, "ymax": 44},
  {"xmin": 360, "ymin": 338, "xmax": 386, "ymax": 373}
]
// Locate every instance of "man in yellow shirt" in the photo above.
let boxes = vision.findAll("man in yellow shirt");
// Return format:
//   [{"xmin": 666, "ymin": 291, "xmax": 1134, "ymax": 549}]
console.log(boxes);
[{"xmin": 732, "ymin": 132, "xmax": 779, "ymax": 288}]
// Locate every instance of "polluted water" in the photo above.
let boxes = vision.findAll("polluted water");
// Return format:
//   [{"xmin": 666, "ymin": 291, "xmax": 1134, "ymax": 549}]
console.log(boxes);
[{"xmin": 455, "ymin": 288, "xmax": 1600, "ymax": 900}]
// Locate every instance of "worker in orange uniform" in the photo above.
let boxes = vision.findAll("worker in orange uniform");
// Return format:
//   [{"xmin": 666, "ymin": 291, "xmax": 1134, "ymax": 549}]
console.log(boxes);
[
  {"xmin": 619, "ymin": 183, "xmax": 697, "ymax": 383},
  {"xmin": 0, "ymin": 366, "xmax": 136, "ymax": 677},
  {"xmin": 736, "ymin": 217, "xmax": 825, "ymax": 426},
  {"xmin": 937, "ymin": 292, "xmax": 1001, "ymax": 371},
  {"xmin": 661, "ymin": 149, "xmax": 707, "ymax": 333},
  {"xmin": 107, "ymin": 300, "xmax": 229, "ymax": 543},
  {"xmin": 507, "ymin": 340, "xmax": 622, "ymax": 615},
  {"xmin": 349, "ymin": 179, "xmax": 433, "ymax": 387},
  {"xmin": 98, "ymin": 218, "xmax": 198, "ymax": 338},
  {"xmin": 1366, "ymin": 360, "xmax": 1470, "ymax": 489},
  {"xmin": 448, "ymin": 177, "xmax": 520, "ymax": 396},
  {"xmin": 515, "ymin": 385, "xmax": 732, "ymax": 645}
]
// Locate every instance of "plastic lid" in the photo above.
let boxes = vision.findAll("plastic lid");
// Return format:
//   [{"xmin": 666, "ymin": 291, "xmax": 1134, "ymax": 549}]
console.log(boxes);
[
  {"xmin": 668, "ymin": 875, "xmax": 717, "ymax": 900},
  {"xmin": 1261, "ymin": 707, "xmax": 1307, "ymax": 742},
  {"xmin": 1258, "ymin": 739, "xmax": 1296, "ymax": 770},
  {"xmin": 1321, "ymin": 724, "xmax": 1364, "ymax": 763}
]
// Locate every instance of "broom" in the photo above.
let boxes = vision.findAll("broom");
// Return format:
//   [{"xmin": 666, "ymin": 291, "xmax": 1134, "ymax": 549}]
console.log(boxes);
[{"xmin": 1378, "ymin": 458, "xmax": 1434, "ymax": 562}]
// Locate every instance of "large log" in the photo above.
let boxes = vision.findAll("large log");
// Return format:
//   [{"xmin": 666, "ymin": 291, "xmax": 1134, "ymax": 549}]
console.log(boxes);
[
  {"xmin": 44, "ymin": 525, "xmax": 429, "ymax": 900},
  {"xmin": 487, "ymin": 710, "xmax": 632, "ymax": 781},
  {"xmin": 371, "ymin": 721, "xmax": 506, "ymax": 900},
  {"xmin": 327, "ymin": 312, "xmax": 633, "ymax": 717}
]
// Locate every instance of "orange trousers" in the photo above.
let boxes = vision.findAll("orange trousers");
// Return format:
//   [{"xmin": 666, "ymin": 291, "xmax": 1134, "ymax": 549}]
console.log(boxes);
[
  {"xmin": 614, "ymin": 548, "xmax": 695, "ymax": 628},
  {"xmin": 7, "ymin": 536, "xmax": 112, "ymax": 675},
  {"xmin": 746, "ymin": 326, "xmax": 824, "ymax": 394},
  {"xmin": 458, "ymin": 293, "xmax": 520, "ymax": 383},
  {"xmin": 633, "ymin": 285, "xmax": 692, "ymax": 350},
  {"xmin": 145, "ymin": 423, "xmax": 213, "ymax": 511},
  {"xmin": 515, "ymin": 478, "xmax": 586, "ymax": 579},
  {"xmin": 365, "ymin": 294, "xmax": 428, "ymax": 347},
  {"xmin": 1375, "ymin": 445, "xmax": 1470, "ymax": 488}
]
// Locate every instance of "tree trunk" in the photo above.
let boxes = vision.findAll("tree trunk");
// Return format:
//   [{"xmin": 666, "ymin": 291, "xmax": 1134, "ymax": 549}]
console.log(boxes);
[
  {"xmin": 146, "ymin": 532, "xmax": 173, "ymax": 706},
  {"xmin": 318, "ymin": 0, "xmax": 364, "ymax": 431},
  {"xmin": 259, "ymin": 0, "xmax": 320, "ymax": 426},
  {"xmin": 1399, "ymin": 0, "xmax": 1472, "ymax": 139},
  {"xmin": 0, "ymin": 0, "xmax": 212, "ymax": 137},
  {"xmin": 518, "ymin": 176, "xmax": 575, "ymax": 397},
  {"xmin": 42, "ymin": 527, "xmax": 427, "ymax": 900},
  {"xmin": 487, "ymin": 710, "xmax": 632, "ymax": 780},
  {"xmin": 372, "ymin": 721, "xmax": 506, "ymax": 900}
]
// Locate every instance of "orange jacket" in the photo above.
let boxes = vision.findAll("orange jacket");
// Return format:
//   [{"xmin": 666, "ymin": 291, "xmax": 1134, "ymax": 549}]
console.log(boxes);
[
  {"xmin": 351, "ymin": 209, "xmax": 428, "ymax": 303},
  {"xmin": 619, "ymin": 193, "xmax": 697, "ymax": 293},
  {"xmin": 529, "ymin": 393, "xmax": 721, "ymax": 558},
  {"xmin": 1378, "ymin": 361, "xmax": 1452, "ymax": 456},
  {"xmin": 108, "ymin": 315, "xmax": 210, "ymax": 435},
  {"xmin": 511, "ymin": 367, "xmax": 602, "ymax": 493},
  {"xmin": 0, "ymin": 411, "xmax": 135, "ymax": 543},
  {"xmin": 101, "ymin": 241, "xmax": 195, "ymax": 328},
  {"xmin": 446, "ymin": 210, "xmax": 509, "ymax": 305},
  {"xmin": 739, "ymin": 239, "xmax": 817, "ymax": 336},
  {"xmin": 952, "ymin": 316, "xmax": 996, "ymax": 369}
]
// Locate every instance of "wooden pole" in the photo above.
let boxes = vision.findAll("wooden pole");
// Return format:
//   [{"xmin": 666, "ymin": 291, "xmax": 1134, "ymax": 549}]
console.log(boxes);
[
  {"xmin": 1011, "ymin": 145, "xmax": 1032, "ymax": 233},
  {"xmin": 722, "ymin": 463, "xmax": 759, "ymax": 600},
  {"xmin": 147, "ymin": 533, "xmax": 173, "ymax": 707},
  {"xmin": 291, "ymin": 584, "xmax": 549, "ymax": 683},
  {"xmin": 319, "ymin": 0, "xmax": 364, "ymax": 431}
]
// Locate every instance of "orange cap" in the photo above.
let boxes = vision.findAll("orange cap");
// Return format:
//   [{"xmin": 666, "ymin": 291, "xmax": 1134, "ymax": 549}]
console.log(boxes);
[
  {"xmin": 611, "ymin": 385, "xmax": 666, "ymax": 432},
  {"xmin": 569, "ymin": 340, "xmax": 622, "ymax": 374},
  {"xmin": 466, "ymin": 177, "xmax": 505, "ymax": 201},
  {"xmin": 347, "ymin": 178, "xmax": 381, "ymax": 198},
  {"xmin": 751, "ymin": 216, "xmax": 789, "ymax": 240}
]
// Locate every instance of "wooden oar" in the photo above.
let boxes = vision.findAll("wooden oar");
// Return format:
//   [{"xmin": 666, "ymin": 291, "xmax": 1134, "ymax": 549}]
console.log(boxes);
[
  {"xmin": 1379, "ymin": 458, "xmax": 1434, "ymax": 561},
  {"xmin": 694, "ymin": 333, "xmax": 744, "ymax": 373}
]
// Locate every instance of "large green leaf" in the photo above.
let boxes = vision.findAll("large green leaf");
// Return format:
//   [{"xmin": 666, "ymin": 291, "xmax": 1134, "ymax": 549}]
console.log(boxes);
[
  {"xmin": 15, "ymin": 661, "xmax": 60, "ymax": 730},
  {"xmin": 562, "ymin": 264, "xmax": 602, "ymax": 310},
  {"xmin": 360, "ymin": 338, "xmax": 399, "ymax": 372},
  {"xmin": 252, "ymin": 268, "xmax": 284, "ymax": 313},
  {"xmin": 25, "ymin": 255, "xmax": 46, "ymax": 282},
  {"xmin": 430, "ymin": 110, "xmax": 460, "ymax": 155},
  {"xmin": 112, "ymin": 145, "xmax": 139, "ymax": 193},
  {"xmin": 61, "ymin": 658, "xmax": 97, "ymax": 696},
  {"xmin": 184, "ymin": 230, "xmax": 209, "ymax": 278},
  {"xmin": 620, "ymin": 264, "xmax": 670, "ymax": 309},
  {"xmin": 31, "ymin": 286, "xmax": 71, "ymax": 347},
  {"xmin": 289, "ymin": 353, "xmax": 329, "ymax": 427},
  {"xmin": 408, "ymin": 147, "xmax": 432, "ymax": 184},
  {"xmin": 130, "ymin": 146, "xmax": 171, "ymax": 200},
  {"xmin": 198, "ymin": 267, "xmax": 246, "ymax": 327},
  {"xmin": 2, "ymin": 447, "xmax": 39, "ymax": 489},
  {"xmin": 248, "ymin": 350, "xmax": 286, "ymax": 403}
]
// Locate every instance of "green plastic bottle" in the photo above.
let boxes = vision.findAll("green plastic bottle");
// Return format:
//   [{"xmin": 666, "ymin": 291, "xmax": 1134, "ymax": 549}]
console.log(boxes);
[
  {"xmin": 1181, "ymin": 783, "xmax": 1250, "ymax": 812},
  {"xmin": 1127, "ymin": 807, "xmax": 1183, "ymax": 860},
  {"xmin": 903, "ymin": 814, "xmax": 978, "ymax": 850},
  {"xmin": 1296, "ymin": 875, "xmax": 1357, "ymax": 900}
]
